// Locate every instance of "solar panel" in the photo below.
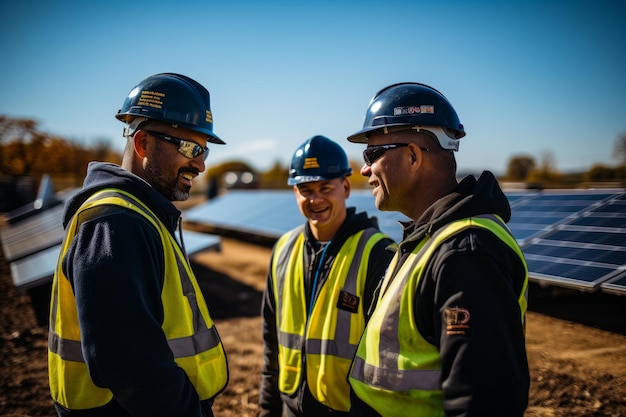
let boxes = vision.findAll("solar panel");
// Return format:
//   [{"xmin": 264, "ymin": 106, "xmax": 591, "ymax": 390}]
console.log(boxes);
[
  {"xmin": 524, "ymin": 241, "xmax": 626, "ymax": 264},
  {"xmin": 520, "ymin": 191, "xmax": 626, "ymax": 291},
  {"xmin": 0, "ymin": 204, "xmax": 65, "ymax": 262},
  {"xmin": 525, "ymin": 258, "xmax": 622, "ymax": 289},
  {"xmin": 507, "ymin": 190, "xmax": 616, "ymax": 246},
  {"xmin": 506, "ymin": 194, "xmax": 531, "ymax": 205},
  {"xmin": 185, "ymin": 190, "xmax": 302, "ymax": 238},
  {"xmin": 180, "ymin": 231, "xmax": 221, "ymax": 257},
  {"xmin": 184, "ymin": 190, "xmax": 409, "ymax": 243},
  {"xmin": 7, "ymin": 231, "xmax": 220, "ymax": 290},
  {"xmin": 9, "ymin": 245, "xmax": 61, "ymax": 289},
  {"xmin": 570, "ymin": 216, "xmax": 626, "ymax": 228}
]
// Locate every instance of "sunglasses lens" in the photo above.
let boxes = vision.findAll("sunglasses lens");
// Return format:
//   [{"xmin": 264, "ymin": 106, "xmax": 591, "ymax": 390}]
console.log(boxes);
[
  {"xmin": 147, "ymin": 131, "xmax": 209, "ymax": 161},
  {"xmin": 363, "ymin": 147, "xmax": 384, "ymax": 165},
  {"xmin": 178, "ymin": 140, "xmax": 208, "ymax": 160},
  {"xmin": 179, "ymin": 142, "xmax": 197, "ymax": 158},
  {"xmin": 198, "ymin": 145, "xmax": 209, "ymax": 160},
  {"xmin": 362, "ymin": 143, "xmax": 412, "ymax": 166}
]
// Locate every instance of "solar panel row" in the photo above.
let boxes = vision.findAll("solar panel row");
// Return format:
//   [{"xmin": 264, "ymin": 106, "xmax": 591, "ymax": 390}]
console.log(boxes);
[
  {"xmin": 2, "ymin": 187, "xmax": 625, "ymax": 296},
  {"xmin": 185, "ymin": 189, "xmax": 626, "ymax": 295}
]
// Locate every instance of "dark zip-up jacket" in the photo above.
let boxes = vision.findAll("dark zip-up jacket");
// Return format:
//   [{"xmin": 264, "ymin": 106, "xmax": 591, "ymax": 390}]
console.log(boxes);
[
  {"xmin": 260, "ymin": 208, "xmax": 396, "ymax": 417},
  {"xmin": 349, "ymin": 171, "xmax": 530, "ymax": 417},
  {"xmin": 52, "ymin": 161, "xmax": 218, "ymax": 417}
]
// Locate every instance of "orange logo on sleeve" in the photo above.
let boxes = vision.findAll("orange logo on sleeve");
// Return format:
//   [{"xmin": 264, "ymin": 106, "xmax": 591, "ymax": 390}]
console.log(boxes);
[{"xmin": 444, "ymin": 307, "xmax": 470, "ymax": 335}]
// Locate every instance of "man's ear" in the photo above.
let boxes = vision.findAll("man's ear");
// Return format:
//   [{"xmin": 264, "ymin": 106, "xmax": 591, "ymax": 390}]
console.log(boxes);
[
  {"xmin": 409, "ymin": 146, "xmax": 417, "ymax": 164},
  {"xmin": 407, "ymin": 144, "xmax": 424, "ymax": 172},
  {"xmin": 133, "ymin": 130, "xmax": 149, "ymax": 158}
]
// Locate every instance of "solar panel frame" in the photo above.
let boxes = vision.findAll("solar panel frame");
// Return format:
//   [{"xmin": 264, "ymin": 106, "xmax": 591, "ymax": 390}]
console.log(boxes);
[{"xmin": 600, "ymin": 270, "xmax": 626, "ymax": 296}]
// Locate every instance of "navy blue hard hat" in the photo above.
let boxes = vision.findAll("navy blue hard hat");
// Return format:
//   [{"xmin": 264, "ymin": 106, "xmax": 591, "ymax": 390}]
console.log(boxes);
[
  {"xmin": 288, "ymin": 135, "xmax": 352, "ymax": 185},
  {"xmin": 116, "ymin": 73, "xmax": 225, "ymax": 144},
  {"xmin": 347, "ymin": 82, "xmax": 465, "ymax": 150}
]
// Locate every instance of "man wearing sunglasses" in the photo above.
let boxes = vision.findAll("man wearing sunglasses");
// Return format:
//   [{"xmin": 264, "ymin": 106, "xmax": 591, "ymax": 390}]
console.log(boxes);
[
  {"xmin": 260, "ymin": 135, "xmax": 395, "ymax": 417},
  {"xmin": 48, "ymin": 73, "xmax": 228, "ymax": 417},
  {"xmin": 346, "ymin": 83, "xmax": 530, "ymax": 417}
]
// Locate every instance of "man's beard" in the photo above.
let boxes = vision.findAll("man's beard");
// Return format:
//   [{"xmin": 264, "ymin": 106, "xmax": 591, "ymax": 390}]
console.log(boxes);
[{"xmin": 145, "ymin": 164, "xmax": 191, "ymax": 201}]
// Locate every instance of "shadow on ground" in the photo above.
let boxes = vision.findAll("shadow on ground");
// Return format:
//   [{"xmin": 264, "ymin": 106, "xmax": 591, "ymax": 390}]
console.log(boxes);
[{"xmin": 527, "ymin": 282, "xmax": 626, "ymax": 336}]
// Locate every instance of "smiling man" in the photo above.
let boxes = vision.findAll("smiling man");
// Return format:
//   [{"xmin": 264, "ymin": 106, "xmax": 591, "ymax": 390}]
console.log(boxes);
[
  {"xmin": 346, "ymin": 83, "xmax": 530, "ymax": 417},
  {"xmin": 259, "ymin": 135, "xmax": 396, "ymax": 417},
  {"xmin": 48, "ymin": 73, "xmax": 228, "ymax": 417}
]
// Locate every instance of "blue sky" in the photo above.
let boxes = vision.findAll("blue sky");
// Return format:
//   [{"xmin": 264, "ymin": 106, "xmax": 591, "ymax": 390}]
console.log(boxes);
[{"xmin": 1, "ymin": 0, "xmax": 624, "ymax": 176}]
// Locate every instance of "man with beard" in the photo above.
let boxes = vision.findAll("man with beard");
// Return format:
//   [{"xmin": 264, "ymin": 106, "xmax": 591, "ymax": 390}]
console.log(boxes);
[{"xmin": 48, "ymin": 73, "xmax": 229, "ymax": 417}]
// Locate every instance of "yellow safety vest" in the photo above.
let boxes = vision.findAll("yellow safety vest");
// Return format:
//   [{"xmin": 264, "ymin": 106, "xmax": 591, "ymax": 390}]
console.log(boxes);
[
  {"xmin": 48, "ymin": 188, "xmax": 228, "ymax": 410},
  {"xmin": 271, "ymin": 226, "xmax": 386, "ymax": 411},
  {"xmin": 349, "ymin": 215, "xmax": 528, "ymax": 417}
]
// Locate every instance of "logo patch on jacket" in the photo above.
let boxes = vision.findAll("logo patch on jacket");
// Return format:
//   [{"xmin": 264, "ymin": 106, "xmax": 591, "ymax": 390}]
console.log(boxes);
[
  {"xmin": 337, "ymin": 290, "xmax": 359, "ymax": 313},
  {"xmin": 444, "ymin": 307, "xmax": 470, "ymax": 335}
]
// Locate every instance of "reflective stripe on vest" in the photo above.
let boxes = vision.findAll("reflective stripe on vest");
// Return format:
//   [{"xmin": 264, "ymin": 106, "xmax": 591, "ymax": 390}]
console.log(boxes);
[
  {"xmin": 271, "ymin": 226, "xmax": 385, "ymax": 411},
  {"xmin": 48, "ymin": 188, "xmax": 228, "ymax": 410},
  {"xmin": 349, "ymin": 215, "xmax": 528, "ymax": 417}
]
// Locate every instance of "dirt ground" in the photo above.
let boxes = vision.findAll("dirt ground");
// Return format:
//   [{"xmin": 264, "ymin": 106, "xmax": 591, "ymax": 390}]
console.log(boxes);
[{"xmin": 1, "ymin": 237, "xmax": 626, "ymax": 417}]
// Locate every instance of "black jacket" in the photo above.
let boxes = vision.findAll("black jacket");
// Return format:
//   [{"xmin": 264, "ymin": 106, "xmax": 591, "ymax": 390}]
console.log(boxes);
[
  {"xmin": 260, "ymin": 208, "xmax": 396, "ymax": 417},
  {"xmin": 350, "ymin": 171, "xmax": 530, "ymax": 417},
  {"xmin": 53, "ymin": 161, "xmax": 217, "ymax": 417}
]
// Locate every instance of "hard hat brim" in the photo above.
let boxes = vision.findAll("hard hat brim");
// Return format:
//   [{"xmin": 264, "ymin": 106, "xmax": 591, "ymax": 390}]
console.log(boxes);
[
  {"xmin": 347, "ymin": 123, "xmax": 412, "ymax": 143},
  {"xmin": 348, "ymin": 125, "xmax": 461, "ymax": 151},
  {"xmin": 287, "ymin": 170, "xmax": 352, "ymax": 186}
]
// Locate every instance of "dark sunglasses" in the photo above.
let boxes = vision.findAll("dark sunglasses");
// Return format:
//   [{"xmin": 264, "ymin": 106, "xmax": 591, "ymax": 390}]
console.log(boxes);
[
  {"xmin": 145, "ymin": 131, "xmax": 209, "ymax": 161},
  {"xmin": 363, "ymin": 143, "xmax": 429, "ymax": 166}
]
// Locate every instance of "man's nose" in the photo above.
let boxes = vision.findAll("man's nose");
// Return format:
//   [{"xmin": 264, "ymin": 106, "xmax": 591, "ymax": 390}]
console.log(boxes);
[{"xmin": 360, "ymin": 163, "xmax": 371, "ymax": 177}]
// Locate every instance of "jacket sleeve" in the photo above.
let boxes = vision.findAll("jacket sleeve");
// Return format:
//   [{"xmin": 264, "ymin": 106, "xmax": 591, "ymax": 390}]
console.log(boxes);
[
  {"xmin": 417, "ymin": 229, "xmax": 529, "ymax": 417},
  {"xmin": 363, "ymin": 237, "xmax": 395, "ymax": 320},
  {"xmin": 64, "ymin": 210, "xmax": 205, "ymax": 417},
  {"xmin": 259, "ymin": 252, "xmax": 284, "ymax": 417}
]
